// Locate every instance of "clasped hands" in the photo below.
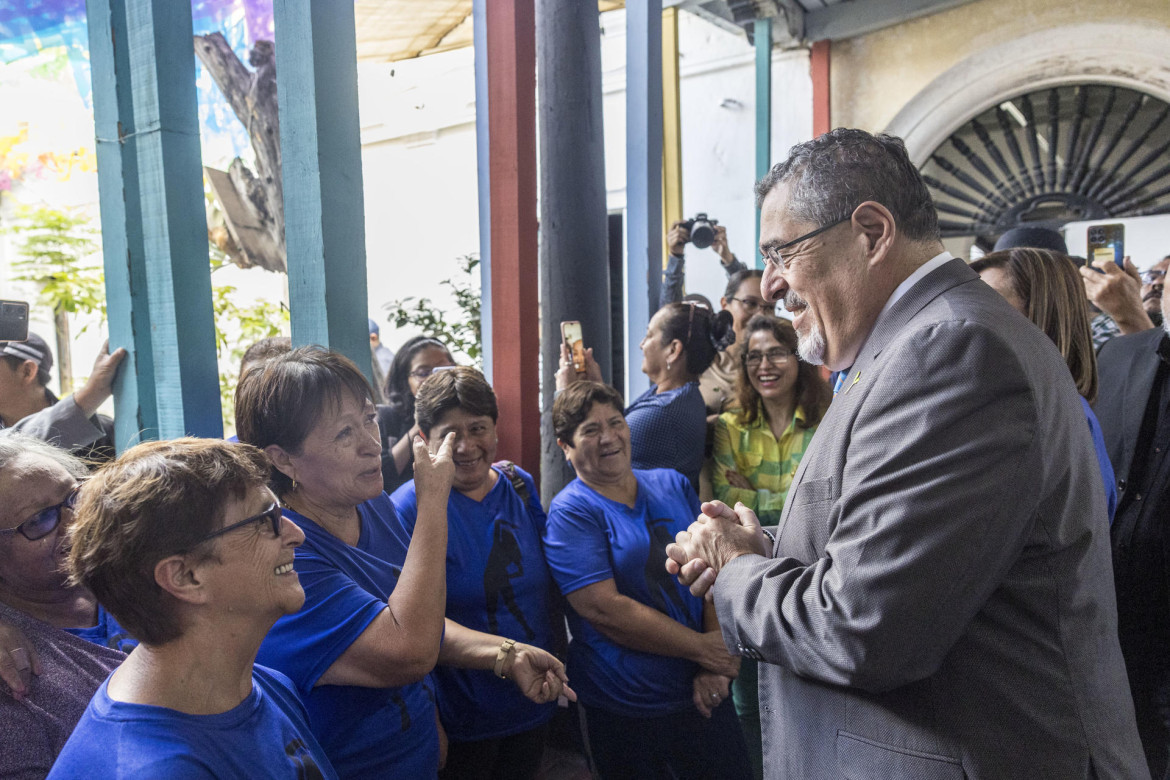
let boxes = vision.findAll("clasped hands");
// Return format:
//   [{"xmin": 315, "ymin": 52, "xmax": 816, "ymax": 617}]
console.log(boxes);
[{"xmin": 665, "ymin": 500, "xmax": 769, "ymax": 600}]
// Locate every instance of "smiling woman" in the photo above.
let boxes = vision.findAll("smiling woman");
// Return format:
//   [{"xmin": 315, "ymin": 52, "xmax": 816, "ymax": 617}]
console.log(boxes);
[
  {"xmin": 543, "ymin": 382, "xmax": 751, "ymax": 779},
  {"xmin": 390, "ymin": 368, "xmax": 564, "ymax": 780},
  {"xmin": 48, "ymin": 437, "xmax": 336, "ymax": 779},
  {"xmin": 236, "ymin": 347, "xmax": 570, "ymax": 779}
]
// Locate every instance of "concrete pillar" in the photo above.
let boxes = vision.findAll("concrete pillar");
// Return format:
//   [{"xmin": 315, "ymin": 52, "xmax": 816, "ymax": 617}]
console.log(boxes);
[{"xmin": 536, "ymin": 0, "xmax": 612, "ymax": 502}]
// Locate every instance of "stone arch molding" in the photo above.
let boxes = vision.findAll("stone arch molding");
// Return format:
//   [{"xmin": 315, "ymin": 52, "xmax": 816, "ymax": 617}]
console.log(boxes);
[{"xmin": 885, "ymin": 22, "xmax": 1170, "ymax": 166}]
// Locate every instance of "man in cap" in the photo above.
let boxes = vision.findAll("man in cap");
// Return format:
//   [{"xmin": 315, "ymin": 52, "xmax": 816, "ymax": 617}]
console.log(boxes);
[{"xmin": 0, "ymin": 332, "xmax": 125, "ymax": 461}]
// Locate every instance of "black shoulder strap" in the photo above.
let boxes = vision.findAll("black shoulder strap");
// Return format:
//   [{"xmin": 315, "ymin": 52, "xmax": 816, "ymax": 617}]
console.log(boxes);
[{"xmin": 493, "ymin": 460, "xmax": 530, "ymax": 504}]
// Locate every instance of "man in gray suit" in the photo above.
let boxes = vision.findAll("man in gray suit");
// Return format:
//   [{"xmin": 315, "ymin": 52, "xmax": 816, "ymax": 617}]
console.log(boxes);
[{"xmin": 666, "ymin": 129, "xmax": 1146, "ymax": 779}]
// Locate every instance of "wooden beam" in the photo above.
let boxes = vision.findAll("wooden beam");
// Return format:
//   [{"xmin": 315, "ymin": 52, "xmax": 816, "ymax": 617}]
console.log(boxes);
[
  {"xmin": 87, "ymin": 0, "xmax": 222, "ymax": 446},
  {"xmin": 811, "ymin": 39, "xmax": 831, "ymax": 138},
  {"xmin": 273, "ymin": 0, "xmax": 373, "ymax": 383},
  {"xmin": 486, "ymin": 0, "xmax": 540, "ymax": 478},
  {"xmin": 754, "ymin": 17, "xmax": 772, "ymax": 268},
  {"xmin": 627, "ymin": 0, "xmax": 664, "ymax": 403}
]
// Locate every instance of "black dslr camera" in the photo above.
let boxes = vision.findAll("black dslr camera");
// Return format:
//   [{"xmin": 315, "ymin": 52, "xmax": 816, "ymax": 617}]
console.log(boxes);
[{"xmin": 680, "ymin": 213, "xmax": 718, "ymax": 250}]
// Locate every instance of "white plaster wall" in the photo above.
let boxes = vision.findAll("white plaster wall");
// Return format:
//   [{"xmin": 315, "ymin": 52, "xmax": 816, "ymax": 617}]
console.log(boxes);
[{"xmin": 357, "ymin": 9, "xmax": 814, "ymax": 351}]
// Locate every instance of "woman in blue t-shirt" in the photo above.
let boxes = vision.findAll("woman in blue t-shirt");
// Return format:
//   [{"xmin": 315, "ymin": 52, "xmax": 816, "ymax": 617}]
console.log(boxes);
[
  {"xmin": 544, "ymin": 381, "xmax": 751, "ymax": 779},
  {"xmin": 236, "ymin": 347, "xmax": 571, "ymax": 779},
  {"xmin": 391, "ymin": 368, "xmax": 570, "ymax": 780},
  {"xmin": 557, "ymin": 302, "xmax": 735, "ymax": 490}
]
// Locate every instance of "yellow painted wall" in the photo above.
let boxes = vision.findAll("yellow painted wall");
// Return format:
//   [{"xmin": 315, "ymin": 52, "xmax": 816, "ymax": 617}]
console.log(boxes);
[{"xmin": 830, "ymin": 0, "xmax": 1170, "ymax": 132}]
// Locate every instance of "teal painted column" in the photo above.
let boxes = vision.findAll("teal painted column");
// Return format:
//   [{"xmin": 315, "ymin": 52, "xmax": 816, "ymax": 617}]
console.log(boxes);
[
  {"xmin": 754, "ymin": 18, "xmax": 772, "ymax": 269},
  {"xmin": 87, "ymin": 0, "xmax": 222, "ymax": 445},
  {"xmin": 273, "ymin": 0, "xmax": 372, "ymax": 383}
]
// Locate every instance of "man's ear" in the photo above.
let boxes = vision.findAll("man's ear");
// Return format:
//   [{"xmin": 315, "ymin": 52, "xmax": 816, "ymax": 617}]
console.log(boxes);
[
  {"xmin": 557, "ymin": 438, "xmax": 572, "ymax": 463},
  {"xmin": 851, "ymin": 201, "xmax": 896, "ymax": 265},
  {"xmin": 154, "ymin": 554, "xmax": 212, "ymax": 606},
  {"xmin": 16, "ymin": 359, "xmax": 39, "ymax": 386},
  {"xmin": 265, "ymin": 444, "xmax": 295, "ymax": 482}
]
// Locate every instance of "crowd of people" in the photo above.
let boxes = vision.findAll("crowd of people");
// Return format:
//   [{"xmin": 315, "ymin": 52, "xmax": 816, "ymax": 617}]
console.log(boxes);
[{"xmin": 1, "ymin": 126, "xmax": 1168, "ymax": 780}]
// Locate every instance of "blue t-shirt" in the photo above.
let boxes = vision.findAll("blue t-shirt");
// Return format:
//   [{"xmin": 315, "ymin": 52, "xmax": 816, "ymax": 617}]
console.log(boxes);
[
  {"xmin": 390, "ymin": 465, "xmax": 556, "ymax": 742},
  {"xmin": 543, "ymin": 468, "xmax": 704, "ymax": 717},
  {"xmin": 64, "ymin": 605, "xmax": 138, "ymax": 653},
  {"xmin": 256, "ymin": 495, "xmax": 439, "ymax": 779},
  {"xmin": 626, "ymin": 382, "xmax": 706, "ymax": 489},
  {"xmin": 48, "ymin": 665, "xmax": 337, "ymax": 779},
  {"xmin": 1081, "ymin": 397, "xmax": 1118, "ymax": 524}
]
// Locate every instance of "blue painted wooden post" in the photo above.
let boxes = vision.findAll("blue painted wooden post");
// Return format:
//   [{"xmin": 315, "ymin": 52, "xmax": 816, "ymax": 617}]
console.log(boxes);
[
  {"xmin": 755, "ymin": 17, "xmax": 772, "ymax": 269},
  {"xmin": 474, "ymin": 0, "xmax": 493, "ymax": 382},
  {"xmin": 273, "ymin": 0, "xmax": 372, "ymax": 382},
  {"xmin": 87, "ymin": 0, "xmax": 222, "ymax": 446},
  {"xmin": 625, "ymin": 0, "xmax": 663, "ymax": 402}
]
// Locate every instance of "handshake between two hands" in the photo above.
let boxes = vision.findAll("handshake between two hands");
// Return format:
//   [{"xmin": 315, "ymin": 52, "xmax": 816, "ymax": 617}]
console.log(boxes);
[{"xmin": 665, "ymin": 500, "xmax": 771, "ymax": 600}]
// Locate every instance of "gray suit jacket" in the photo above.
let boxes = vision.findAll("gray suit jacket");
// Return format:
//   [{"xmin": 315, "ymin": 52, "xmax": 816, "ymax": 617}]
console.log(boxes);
[
  {"xmin": 1092, "ymin": 326, "xmax": 1164, "ymax": 502},
  {"xmin": 714, "ymin": 259, "xmax": 1146, "ymax": 779}
]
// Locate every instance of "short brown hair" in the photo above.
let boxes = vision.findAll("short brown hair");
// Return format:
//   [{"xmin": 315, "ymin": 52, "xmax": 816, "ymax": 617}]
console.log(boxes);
[
  {"xmin": 67, "ymin": 438, "xmax": 270, "ymax": 647},
  {"xmin": 235, "ymin": 346, "xmax": 374, "ymax": 497},
  {"xmin": 734, "ymin": 315, "xmax": 832, "ymax": 427},
  {"xmin": 971, "ymin": 248, "xmax": 1098, "ymax": 404},
  {"xmin": 553, "ymin": 381, "xmax": 624, "ymax": 444},
  {"xmin": 414, "ymin": 367, "xmax": 498, "ymax": 435}
]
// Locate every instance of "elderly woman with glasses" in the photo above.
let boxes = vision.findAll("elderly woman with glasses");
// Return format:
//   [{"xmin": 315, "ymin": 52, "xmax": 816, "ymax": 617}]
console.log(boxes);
[
  {"xmin": 379, "ymin": 336, "xmax": 457, "ymax": 494},
  {"xmin": 237, "ymin": 346, "xmax": 569, "ymax": 779},
  {"xmin": 0, "ymin": 434, "xmax": 132, "ymax": 778},
  {"xmin": 48, "ymin": 437, "xmax": 337, "ymax": 778},
  {"xmin": 709, "ymin": 315, "xmax": 831, "ymax": 778},
  {"xmin": 544, "ymin": 381, "xmax": 750, "ymax": 779},
  {"xmin": 558, "ymin": 302, "xmax": 734, "ymax": 490}
]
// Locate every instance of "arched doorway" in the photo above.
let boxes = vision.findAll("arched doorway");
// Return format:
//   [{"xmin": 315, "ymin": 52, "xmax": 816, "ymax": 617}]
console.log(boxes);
[
  {"xmin": 884, "ymin": 22, "xmax": 1170, "ymax": 244},
  {"xmin": 921, "ymin": 84, "xmax": 1170, "ymax": 238}
]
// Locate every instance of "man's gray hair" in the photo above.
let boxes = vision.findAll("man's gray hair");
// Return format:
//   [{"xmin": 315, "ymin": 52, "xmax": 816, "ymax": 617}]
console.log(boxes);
[
  {"xmin": 0, "ymin": 432, "xmax": 89, "ymax": 479},
  {"xmin": 755, "ymin": 128, "xmax": 941, "ymax": 243}
]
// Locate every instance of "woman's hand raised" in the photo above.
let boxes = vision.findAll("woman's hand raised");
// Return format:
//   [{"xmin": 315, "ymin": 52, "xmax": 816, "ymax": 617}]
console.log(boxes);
[{"xmin": 413, "ymin": 432, "xmax": 455, "ymax": 502}]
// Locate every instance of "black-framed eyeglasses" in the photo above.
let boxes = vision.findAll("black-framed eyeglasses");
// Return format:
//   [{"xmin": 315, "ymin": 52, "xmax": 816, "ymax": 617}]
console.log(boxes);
[
  {"xmin": 760, "ymin": 214, "xmax": 852, "ymax": 272},
  {"xmin": 191, "ymin": 502, "xmax": 283, "ymax": 547},
  {"xmin": 744, "ymin": 347, "xmax": 792, "ymax": 367},
  {"xmin": 1, "ymin": 484, "xmax": 82, "ymax": 542},
  {"xmin": 1141, "ymin": 269, "xmax": 1166, "ymax": 285},
  {"xmin": 729, "ymin": 297, "xmax": 778, "ymax": 316}
]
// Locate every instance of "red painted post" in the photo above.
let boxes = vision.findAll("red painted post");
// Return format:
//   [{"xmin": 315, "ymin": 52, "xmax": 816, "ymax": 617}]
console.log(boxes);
[
  {"xmin": 486, "ymin": 0, "xmax": 541, "ymax": 483},
  {"xmin": 811, "ymin": 39, "xmax": 831, "ymax": 138}
]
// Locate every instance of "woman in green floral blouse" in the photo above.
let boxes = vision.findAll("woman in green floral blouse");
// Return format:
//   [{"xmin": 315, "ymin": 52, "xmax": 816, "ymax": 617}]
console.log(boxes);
[{"xmin": 709, "ymin": 314, "xmax": 831, "ymax": 779}]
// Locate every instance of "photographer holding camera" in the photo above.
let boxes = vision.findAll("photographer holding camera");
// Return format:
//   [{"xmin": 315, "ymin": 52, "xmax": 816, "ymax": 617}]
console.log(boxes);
[{"xmin": 661, "ymin": 215, "xmax": 745, "ymax": 310}]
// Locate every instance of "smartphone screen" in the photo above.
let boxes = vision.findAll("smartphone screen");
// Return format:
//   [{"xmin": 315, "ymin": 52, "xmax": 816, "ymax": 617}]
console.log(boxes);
[
  {"xmin": 0, "ymin": 300, "xmax": 29, "ymax": 343},
  {"xmin": 1087, "ymin": 224, "xmax": 1125, "ymax": 269},
  {"xmin": 561, "ymin": 321, "xmax": 585, "ymax": 373}
]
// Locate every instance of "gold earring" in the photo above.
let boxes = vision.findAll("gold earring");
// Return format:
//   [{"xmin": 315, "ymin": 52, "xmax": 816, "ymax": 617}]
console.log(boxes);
[{"xmin": 291, "ymin": 477, "xmax": 298, "ymax": 491}]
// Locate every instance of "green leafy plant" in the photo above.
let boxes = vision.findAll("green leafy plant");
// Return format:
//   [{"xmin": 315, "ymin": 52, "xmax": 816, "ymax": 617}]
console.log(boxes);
[
  {"xmin": 9, "ymin": 205, "xmax": 105, "ymax": 393},
  {"xmin": 383, "ymin": 253, "xmax": 482, "ymax": 366},
  {"xmin": 209, "ymin": 247, "xmax": 290, "ymax": 431}
]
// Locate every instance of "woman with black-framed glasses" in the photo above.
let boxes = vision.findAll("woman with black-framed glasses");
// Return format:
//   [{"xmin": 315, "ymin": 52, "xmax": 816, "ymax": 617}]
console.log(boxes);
[
  {"xmin": 50, "ymin": 436, "xmax": 338, "ymax": 778},
  {"xmin": 0, "ymin": 434, "xmax": 130, "ymax": 777},
  {"xmin": 709, "ymin": 315, "xmax": 831, "ymax": 779}
]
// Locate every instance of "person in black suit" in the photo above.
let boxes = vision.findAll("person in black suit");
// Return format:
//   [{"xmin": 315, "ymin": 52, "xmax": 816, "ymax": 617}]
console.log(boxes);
[{"xmin": 1094, "ymin": 282, "xmax": 1170, "ymax": 779}]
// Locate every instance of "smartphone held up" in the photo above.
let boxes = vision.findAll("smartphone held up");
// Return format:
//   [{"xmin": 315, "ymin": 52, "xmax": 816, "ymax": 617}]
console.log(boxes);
[
  {"xmin": 1087, "ymin": 224, "xmax": 1125, "ymax": 270},
  {"xmin": 561, "ymin": 321, "xmax": 586, "ymax": 374}
]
